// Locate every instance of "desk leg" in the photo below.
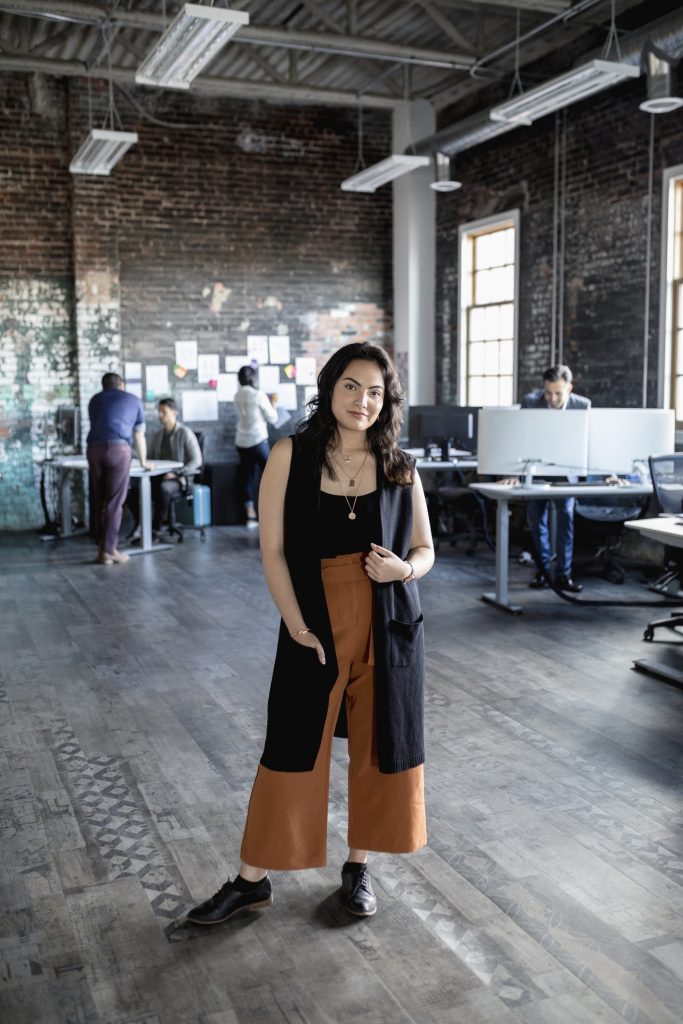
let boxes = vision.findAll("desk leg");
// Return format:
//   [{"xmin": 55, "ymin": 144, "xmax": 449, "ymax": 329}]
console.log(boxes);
[
  {"xmin": 482, "ymin": 498, "xmax": 523, "ymax": 614},
  {"xmin": 126, "ymin": 474, "xmax": 173, "ymax": 556},
  {"xmin": 61, "ymin": 470, "xmax": 72, "ymax": 538}
]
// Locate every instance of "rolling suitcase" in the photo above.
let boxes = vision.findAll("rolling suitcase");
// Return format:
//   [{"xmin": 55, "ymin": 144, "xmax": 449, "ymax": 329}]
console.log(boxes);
[{"xmin": 177, "ymin": 483, "xmax": 211, "ymax": 538}]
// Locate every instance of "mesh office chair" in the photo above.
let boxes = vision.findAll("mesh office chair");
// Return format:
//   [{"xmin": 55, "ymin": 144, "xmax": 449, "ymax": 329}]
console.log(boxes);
[
  {"xmin": 575, "ymin": 493, "xmax": 650, "ymax": 584},
  {"xmin": 643, "ymin": 453, "xmax": 683, "ymax": 640}
]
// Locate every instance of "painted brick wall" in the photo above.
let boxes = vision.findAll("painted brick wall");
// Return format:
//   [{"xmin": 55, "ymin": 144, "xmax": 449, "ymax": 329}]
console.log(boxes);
[
  {"xmin": 435, "ymin": 76, "xmax": 683, "ymax": 407},
  {"xmin": 0, "ymin": 73, "xmax": 393, "ymax": 529},
  {"xmin": 0, "ymin": 73, "xmax": 76, "ymax": 531}
]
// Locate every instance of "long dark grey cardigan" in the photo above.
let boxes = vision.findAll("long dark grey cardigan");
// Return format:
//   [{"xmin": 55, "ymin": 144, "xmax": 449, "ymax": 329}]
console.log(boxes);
[{"xmin": 259, "ymin": 437, "xmax": 425, "ymax": 775}]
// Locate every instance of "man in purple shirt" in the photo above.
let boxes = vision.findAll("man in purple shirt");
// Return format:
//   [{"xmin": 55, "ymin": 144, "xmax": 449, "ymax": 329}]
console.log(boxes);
[{"xmin": 87, "ymin": 372, "xmax": 152, "ymax": 565}]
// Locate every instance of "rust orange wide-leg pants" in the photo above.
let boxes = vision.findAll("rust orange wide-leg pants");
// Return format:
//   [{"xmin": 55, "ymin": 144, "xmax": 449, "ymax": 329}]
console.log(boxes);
[{"xmin": 240, "ymin": 552, "xmax": 427, "ymax": 870}]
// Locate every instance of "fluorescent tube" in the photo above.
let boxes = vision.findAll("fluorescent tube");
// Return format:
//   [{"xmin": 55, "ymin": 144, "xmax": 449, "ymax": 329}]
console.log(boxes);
[
  {"xmin": 341, "ymin": 155, "xmax": 430, "ymax": 193},
  {"xmin": 69, "ymin": 129, "xmax": 138, "ymax": 175}
]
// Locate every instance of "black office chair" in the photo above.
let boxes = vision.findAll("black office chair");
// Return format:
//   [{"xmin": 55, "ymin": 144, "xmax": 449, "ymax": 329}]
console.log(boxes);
[
  {"xmin": 575, "ymin": 493, "xmax": 650, "ymax": 584},
  {"xmin": 643, "ymin": 453, "xmax": 683, "ymax": 640},
  {"xmin": 166, "ymin": 431, "xmax": 206, "ymax": 543}
]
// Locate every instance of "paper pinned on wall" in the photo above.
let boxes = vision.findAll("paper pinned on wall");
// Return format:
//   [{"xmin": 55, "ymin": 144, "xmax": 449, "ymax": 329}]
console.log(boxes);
[
  {"xmin": 277, "ymin": 382, "xmax": 298, "ymax": 411},
  {"xmin": 127, "ymin": 382, "xmax": 143, "ymax": 399},
  {"xmin": 304, "ymin": 386, "xmax": 317, "ymax": 408},
  {"xmin": 124, "ymin": 361, "xmax": 142, "ymax": 380},
  {"xmin": 145, "ymin": 364, "xmax": 169, "ymax": 396},
  {"xmin": 269, "ymin": 335, "xmax": 290, "ymax": 364},
  {"xmin": 197, "ymin": 353, "xmax": 220, "ymax": 384},
  {"xmin": 216, "ymin": 374, "xmax": 238, "ymax": 402},
  {"xmin": 258, "ymin": 365, "xmax": 281, "ymax": 392},
  {"xmin": 225, "ymin": 355, "xmax": 247, "ymax": 373},
  {"xmin": 182, "ymin": 390, "xmax": 219, "ymax": 422},
  {"xmin": 247, "ymin": 336, "xmax": 269, "ymax": 363},
  {"xmin": 175, "ymin": 340, "xmax": 198, "ymax": 370},
  {"xmin": 295, "ymin": 357, "xmax": 316, "ymax": 386}
]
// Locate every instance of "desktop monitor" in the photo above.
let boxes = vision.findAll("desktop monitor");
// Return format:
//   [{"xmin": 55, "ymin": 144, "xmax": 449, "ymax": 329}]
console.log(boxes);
[
  {"xmin": 55, "ymin": 405, "xmax": 80, "ymax": 448},
  {"xmin": 477, "ymin": 408, "xmax": 589, "ymax": 476},
  {"xmin": 587, "ymin": 408, "xmax": 675, "ymax": 474},
  {"xmin": 408, "ymin": 405, "xmax": 479, "ymax": 450}
]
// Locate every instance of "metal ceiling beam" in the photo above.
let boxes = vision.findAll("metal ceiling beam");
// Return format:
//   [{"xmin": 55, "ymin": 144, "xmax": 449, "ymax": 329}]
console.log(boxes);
[
  {"xmin": 419, "ymin": 1, "xmax": 476, "ymax": 53},
  {"xmin": 0, "ymin": 0, "xmax": 476, "ymax": 67},
  {"xmin": 0, "ymin": 51, "xmax": 402, "ymax": 108}
]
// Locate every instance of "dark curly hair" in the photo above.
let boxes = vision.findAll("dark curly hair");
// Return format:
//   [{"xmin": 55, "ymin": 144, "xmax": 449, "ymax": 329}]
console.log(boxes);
[{"xmin": 296, "ymin": 342, "xmax": 413, "ymax": 485}]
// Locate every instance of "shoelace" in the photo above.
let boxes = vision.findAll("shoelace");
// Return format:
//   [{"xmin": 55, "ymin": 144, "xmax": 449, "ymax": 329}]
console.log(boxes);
[{"xmin": 349, "ymin": 868, "xmax": 373, "ymax": 897}]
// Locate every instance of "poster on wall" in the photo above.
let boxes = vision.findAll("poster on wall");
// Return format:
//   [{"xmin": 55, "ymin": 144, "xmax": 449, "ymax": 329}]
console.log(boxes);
[
  {"xmin": 295, "ymin": 357, "xmax": 316, "ymax": 385},
  {"xmin": 247, "ymin": 335, "xmax": 269, "ymax": 364},
  {"xmin": 269, "ymin": 335, "xmax": 290, "ymax": 364},
  {"xmin": 124, "ymin": 361, "xmax": 142, "ymax": 381},
  {"xmin": 145, "ymin": 365, "xmax": 169, "ymax": 397},
  {"xmin": 197, "ymin": 354, "xmax": 220, "ymax": 384},
  {"xmin": 225, "ymin": 355, "xmax": 247, "ymax": 373},
  {"xmin": 277, "ymin": 382, "xmax": 298, "ymax": 411},
  {"xmin": 127, "ymin": 382, "xmax": 143, "ymax": 399},
  {"xmin": 175, "ymin": 340, "xmax": 198, "ymax": 370},
  {"xmin": 304, "ymin": 386, "xmax": 317, "ymax": 408},
  {"xmin": 182, "ymin": 390, "xmax": 219, "ymax": 422},
  {"xmin": 216, "ymin": 374, "xmax": 238, "ymax": 402},
  {"xmin": 258, "ymin": 365, "xmax": 280, "ymax": 392}
]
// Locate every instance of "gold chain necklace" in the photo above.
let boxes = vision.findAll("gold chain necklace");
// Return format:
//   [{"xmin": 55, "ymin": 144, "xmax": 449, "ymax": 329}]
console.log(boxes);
[
  {"xmin": 331, "ymin": 451, "xmax": 368, "ymax": 520},
  {"xmin": 332, "ymin": 449, "xmax": 367, "ymax": 488}
]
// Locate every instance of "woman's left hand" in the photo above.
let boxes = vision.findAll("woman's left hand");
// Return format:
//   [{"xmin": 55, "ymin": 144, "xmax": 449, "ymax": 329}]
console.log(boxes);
[{"xmin": 364, "ymin": 542, "xmax": 410, "ymax": 583}]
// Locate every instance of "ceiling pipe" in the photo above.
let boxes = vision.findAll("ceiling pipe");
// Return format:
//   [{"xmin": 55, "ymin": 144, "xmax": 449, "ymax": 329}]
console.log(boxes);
[
  {"xmin": 413, "ymin": 7, "xmax": 683, "ymax": 157},
  {"xmin": 639, "ymin": 41, "xmax": 683, "ymax": 113}
]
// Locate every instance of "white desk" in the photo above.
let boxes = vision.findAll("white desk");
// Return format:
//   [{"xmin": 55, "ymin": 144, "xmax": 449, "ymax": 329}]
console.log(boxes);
[
  {"xmin": 624, "ymin": 516, "xmax": 683, "ymax": 546},
  {"xmin": 470, "ymin": 481, "xmax": 653, "ymax": 613},
  {"xmin": 416, "ymin": 459, "xmax": 478, "ymax": 472},
  {"xmin": 47, "ymin": 455, "xmax": 183, "ymax": 555}
]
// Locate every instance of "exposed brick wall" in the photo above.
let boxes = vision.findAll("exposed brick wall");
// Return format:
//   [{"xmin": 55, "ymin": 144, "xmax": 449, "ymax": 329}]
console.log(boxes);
[
  {"xmin": 0, "ymin": 73, "xmax": 392, "ymax": 529},
  {"xmin": 435, "ymin": 76, "xmax": 683, "ymax": 407}
]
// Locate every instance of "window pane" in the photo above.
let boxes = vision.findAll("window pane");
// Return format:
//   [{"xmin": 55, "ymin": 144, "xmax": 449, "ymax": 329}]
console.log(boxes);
[
  {"xmin": 499, "ymin": 377, "xmax": 514, "ymax": 406},
  {"xmin": 469, "ymin": 377, "xmax": 485, "ymax": 406},
  {"xmin": 484, "ymin": 342, "xmax": 500, "ymax": 375},
  {"xmin": 499, "ymin": 339, "xmax": 514, "ymax": 375},
  {"xmin": 484, "ymin": 377, "xmax": 501, "ymax": 405},
  {"xmin": 469, "ymin": 342, "xmax": 485, "ymax": 375},
  {"xmin": 469, "ymin": 307, "xmax": 487, "ymax": 342},
  {"xmin": 499, "ymin": 303, "xmax": 514, "ymax": 339},
  {"xmin": 676, "ymin": 376, "xmax": 683, "ymax": 421},
  {"xmin": 504, "ymin": 227, "xmax": 515, "ymax": 265},
  {"xmin": 485, "ymin": 305, "xmax": 501, "ymax": 340},
  {"xmin": 475, "ymin": 267, "xmax": 513, "ymax": 304}
]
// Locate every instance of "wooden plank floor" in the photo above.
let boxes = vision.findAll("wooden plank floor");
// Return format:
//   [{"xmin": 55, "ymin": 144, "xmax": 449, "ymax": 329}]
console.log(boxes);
[{"xmin": 1, "ymin": 529, "xmax": 683, "ymax": 1024}]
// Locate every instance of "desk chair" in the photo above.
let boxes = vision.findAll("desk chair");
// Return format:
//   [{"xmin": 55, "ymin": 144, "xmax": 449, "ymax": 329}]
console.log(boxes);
[
  {"xmin": 643, "ymin": 453, "xmax": 683, "ymax": 640},
  {"xmin": 166, "ymin": 431, "xmax": 206, "ymax": 543},
  {"xmin": 575, "ymin": 493, "xmax": 650, "ymax": 584}
]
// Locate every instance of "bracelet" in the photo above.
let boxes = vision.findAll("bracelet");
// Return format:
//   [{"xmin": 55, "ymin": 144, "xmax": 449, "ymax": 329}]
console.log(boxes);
[
  {"xmin": 290, "ymin": 627, "xmax": 311, "ymax": 638},
  {"xmin": 401, "ymin": 561, "xmax": 416, "ymax": 584}
]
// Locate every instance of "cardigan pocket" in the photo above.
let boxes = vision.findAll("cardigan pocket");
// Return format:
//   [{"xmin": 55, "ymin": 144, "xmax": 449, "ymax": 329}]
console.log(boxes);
[{"xmin": 388, "ymin": 614, "xmax": 424, "ymax": 666}]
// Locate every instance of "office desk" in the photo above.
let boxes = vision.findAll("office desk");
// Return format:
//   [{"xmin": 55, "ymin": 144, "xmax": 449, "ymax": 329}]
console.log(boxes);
[
  {"xmin": 47, "ymin": 455, "xmax": 183, "ymax": 555},
  {"xmin": 415, "ymin": 459, "xmax": 478, "ymax": 472},
  {"xmin": 470, "ymin": 481, "xmax": 653, "ymax": 613},
  {"xmin": 625, "ymin": 516, "xmax": 683, "ymax": 683}
]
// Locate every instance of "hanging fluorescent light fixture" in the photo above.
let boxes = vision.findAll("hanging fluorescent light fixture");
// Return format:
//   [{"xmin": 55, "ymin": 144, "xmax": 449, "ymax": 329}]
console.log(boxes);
[
  {"xmin": 429, "ymin": 152, "xmax": 462, "ymax": 193},
  {"xmin": 136, "ymin": 4, "xmax": 249, "ymax": 90},
  {"xmin": 640, "ymin": 42, "xmax": 683, "ymax": 114},
  {"xmin": 70, "ymin": 128, "xmax": 138, "ymax": 176},
  {"xmin": 490, "ymin": 59, "xmax": 640, "ymax": 126},
  {"xmin": 341, "ymin": 155, "xmax": 430, "ymax": 193}
]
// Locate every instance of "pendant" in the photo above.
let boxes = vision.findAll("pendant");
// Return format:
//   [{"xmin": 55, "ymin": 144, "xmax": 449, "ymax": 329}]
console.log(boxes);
[
  {"xmin": 348, "ymin": 512, "xmax": 356, "ymax": 520},
  {"xmin": 344, "ymin": 456, "xmax": 351, "ymax": 463},
  {"xmin": 349, "ymin": 479, "xmax": 355, "ymax": 487}
]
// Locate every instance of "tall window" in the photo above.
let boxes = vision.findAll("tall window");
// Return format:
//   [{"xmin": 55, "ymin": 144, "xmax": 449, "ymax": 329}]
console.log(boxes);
[
  {"xmin": 663, "ymin": 174, "xmax": 683, "ymax": 423},
  {"xmin": 458, "ymin": 211, "xmax": 519, "ymax": 406}
]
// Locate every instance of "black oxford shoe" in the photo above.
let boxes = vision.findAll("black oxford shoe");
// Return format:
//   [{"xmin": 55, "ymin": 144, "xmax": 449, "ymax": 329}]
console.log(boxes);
[
  {"xmin": 555, "ymin": 575, "xmax": 583, "ymax": 593},
  {"xmin": 341, "ymin": 865, "xmax": 377, "ymax": 917},
  {"xmin": 186, "ymin": 876, "xmax": 273, "ymax": 925},
  {"xmin": 529, "ymin": 571, "xmax": 549, "ymax": 589}
]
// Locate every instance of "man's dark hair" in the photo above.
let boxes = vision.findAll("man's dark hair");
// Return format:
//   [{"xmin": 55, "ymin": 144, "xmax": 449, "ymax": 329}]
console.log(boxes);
[
  {"xmin": 543, "ymin": 364, "xmax": 573, "ymax": 385},
  {"xmin": 238, "ymin": 364, "xmax": 257, "ymax": 387},
  {"xmin": 102, "ymin": 372, "xmax": 123, "ymax": 390},
  {"xmin": 159, "ymin": 398, "xmax": 178, "ymax": 412}
]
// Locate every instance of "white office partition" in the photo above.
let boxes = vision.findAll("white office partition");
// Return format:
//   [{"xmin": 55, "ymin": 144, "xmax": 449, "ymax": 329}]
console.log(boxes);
[
  {"xmin": 477, "ymin": 408, "xmax": 589, "ymax": 476},
  {"xmin": 587, "ymin": 409, "xmax": 675, "ymax": 474}
]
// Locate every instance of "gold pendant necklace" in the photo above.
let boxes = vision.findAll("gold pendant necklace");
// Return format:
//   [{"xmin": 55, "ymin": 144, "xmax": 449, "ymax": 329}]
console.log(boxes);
[
  {"xmin": 332, "ymin": 447, "xmax": 368, "ymax": 488},
  {"xmin": 332, "ymin": 451, "xmax": 368, "ymax": 520}
]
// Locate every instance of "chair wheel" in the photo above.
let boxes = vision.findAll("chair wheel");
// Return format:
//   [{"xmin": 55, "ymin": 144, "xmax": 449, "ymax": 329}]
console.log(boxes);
[{"xmin": 643, "ymin": 627, "xmax": 654, "ymax": 642}]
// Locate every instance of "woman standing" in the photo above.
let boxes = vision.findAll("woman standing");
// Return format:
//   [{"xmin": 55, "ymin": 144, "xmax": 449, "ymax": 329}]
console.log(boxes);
[
  {"xmin": 187, "ymin": 342, "xmax": 433, "ymax": 923},
  {"xmin": 234, "ymin": 364, "xmax": 278, "ymax": 526}
]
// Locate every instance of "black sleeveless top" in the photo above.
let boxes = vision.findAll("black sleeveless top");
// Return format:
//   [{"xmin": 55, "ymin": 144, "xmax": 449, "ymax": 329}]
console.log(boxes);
[{"xmin": 319, "ymin": 490, "xmax": 379, "ymax": 557}]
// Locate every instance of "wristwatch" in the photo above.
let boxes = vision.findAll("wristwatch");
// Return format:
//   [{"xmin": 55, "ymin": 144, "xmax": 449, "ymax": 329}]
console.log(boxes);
[{"xmin": 402, "ymin": 560, "xmax": 416, "ymax": 584}]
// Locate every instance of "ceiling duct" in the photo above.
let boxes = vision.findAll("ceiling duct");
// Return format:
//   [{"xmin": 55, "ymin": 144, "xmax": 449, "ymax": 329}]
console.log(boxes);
[
  {"xmin": 639, "ymin": 41, "xmax": 683, "ymax": 113},
  {"xmin": 413, "ymin": 8, "xmax": 683, "ymax": 158},
  {"xmin": 429, "ymin": 153, "xmax": 462, "ymax": 192}
]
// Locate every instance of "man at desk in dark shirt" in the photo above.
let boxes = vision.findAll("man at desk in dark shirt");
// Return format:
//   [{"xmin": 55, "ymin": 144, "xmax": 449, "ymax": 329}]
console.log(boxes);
[
  {"xmin": 505, "ymin": 364, "xmax": 591, "ymax": 592},
  {"xmin": 87, "ymin": 372, "xmax": 151, "ymax": 565},
  {"xmin": 147, "ymin": 398, "xmax": 202, "ymax": 533}
]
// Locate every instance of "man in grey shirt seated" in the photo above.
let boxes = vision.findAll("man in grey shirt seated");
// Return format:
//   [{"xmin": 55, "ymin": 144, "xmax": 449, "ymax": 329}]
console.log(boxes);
[{"xmin": 144, "ymin": 398, "xmax": 203, "ymax": 534}]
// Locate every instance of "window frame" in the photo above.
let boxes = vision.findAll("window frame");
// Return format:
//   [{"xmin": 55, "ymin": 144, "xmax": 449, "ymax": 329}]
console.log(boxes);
[
  {"xmin": 457, "ymin": 209, "xmax": 520, "ymax": 406},
  {"xmin": 658, "ymin": 164, "xmax": 683, "ymax": 425}
]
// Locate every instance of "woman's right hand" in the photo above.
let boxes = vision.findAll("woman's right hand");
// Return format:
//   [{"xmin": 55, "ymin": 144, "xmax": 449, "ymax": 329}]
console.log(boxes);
[{"xmin": 291, "ymin": 630, "xmax": 326, "ymax": 665}]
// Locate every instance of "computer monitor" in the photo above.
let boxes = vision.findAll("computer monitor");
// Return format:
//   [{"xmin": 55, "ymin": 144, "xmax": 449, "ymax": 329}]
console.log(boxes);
[
  {"xmin": 587, "ymin": 409, "xmax": 675, "ymax": 474},
  {"xmin": 477, "ymin": 408, "xmax": 589, "ymax": 476},
  {"xmin": 55, "ymin": 405, "xmax": 80, "ymax": 449},
  {"xmin": 408, "ymin": 405, "xmax": 479, "ymax": 450}
]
